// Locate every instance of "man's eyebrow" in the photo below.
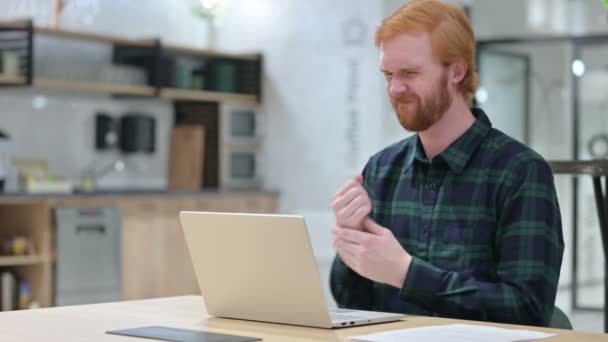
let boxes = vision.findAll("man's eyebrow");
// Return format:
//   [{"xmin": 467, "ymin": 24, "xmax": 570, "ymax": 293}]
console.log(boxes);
[{"xmin": 380, "ymin": 67, "xmax": 421, "ymax": 73}]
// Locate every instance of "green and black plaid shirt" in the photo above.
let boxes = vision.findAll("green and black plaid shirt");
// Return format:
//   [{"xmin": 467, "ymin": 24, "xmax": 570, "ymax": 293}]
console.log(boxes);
[{"xmin": 330, "ymin": 108, "xmax": 564, "ymax": 327}]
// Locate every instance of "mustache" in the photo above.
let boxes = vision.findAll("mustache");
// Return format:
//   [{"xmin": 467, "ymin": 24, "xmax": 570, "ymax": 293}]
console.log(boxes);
[{"xmin": 390, "ymin": 94, "xmax": 419, "ymax": 103}]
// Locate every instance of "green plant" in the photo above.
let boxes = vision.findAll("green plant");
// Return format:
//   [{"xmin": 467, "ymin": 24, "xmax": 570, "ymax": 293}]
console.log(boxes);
[{"xmin": 192, "ymin": 0, "xmax": 220, "ymax": 20}]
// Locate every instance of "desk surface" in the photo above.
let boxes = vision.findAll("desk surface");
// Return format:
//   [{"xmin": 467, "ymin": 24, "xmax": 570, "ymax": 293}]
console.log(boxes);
[{"xmin": 0, "ymin": 296, "xmax": 605, "ymax": 341}]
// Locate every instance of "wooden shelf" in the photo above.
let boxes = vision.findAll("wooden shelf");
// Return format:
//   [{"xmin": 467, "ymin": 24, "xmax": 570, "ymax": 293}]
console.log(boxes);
[
  {"xmin": 33, "ymin": 79, "xmax": 156, "ymax": 97},
  {"xmin": 37, "ymin": 27, "xmax": 155, "ymax": 47},
  {"xmin": 163, "ymin": 44, "xmax": 258, "ymax": 61},
  {"xmin": 0, "ymin": 78, "xmax": 259, "ymax": 103},
  {"xmin": 0, "ymin": 20, "xmax": 29, "ymax": 30},
  {"xmin": 0, "ymin": 74, "xmax": 26, "ymax": 85},
  {"xmin": 160, "ymin": 88, "xmax": 258, "ymax": 106},
  {"xmin": 36, "ymin": 27, "xmax": 155, "ymax": 48},
  {"xmin": 0, "ymin": 255, "xmax": 46, "ymax": 267},
  {"xmin": 0, "ymin": 21, "xmax": 153, "ymax": 47}
]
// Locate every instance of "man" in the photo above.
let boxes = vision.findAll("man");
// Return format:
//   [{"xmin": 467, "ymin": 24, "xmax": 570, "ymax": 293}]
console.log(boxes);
[{"xmin": 330, "ymin": 0, "xmax": 564, "ymax": 327}]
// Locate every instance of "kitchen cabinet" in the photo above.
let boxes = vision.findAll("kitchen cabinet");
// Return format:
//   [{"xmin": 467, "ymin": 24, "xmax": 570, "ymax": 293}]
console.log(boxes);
[{"xmin": 0, "ymin": 191, "xmax": 278, "ymax": 308}]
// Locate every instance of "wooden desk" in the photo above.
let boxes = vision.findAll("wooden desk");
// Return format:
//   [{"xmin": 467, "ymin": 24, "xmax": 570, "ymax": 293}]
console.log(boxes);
[{"xmin": 0, "ymin": 296, "xmax": 605, "ymax": 341}]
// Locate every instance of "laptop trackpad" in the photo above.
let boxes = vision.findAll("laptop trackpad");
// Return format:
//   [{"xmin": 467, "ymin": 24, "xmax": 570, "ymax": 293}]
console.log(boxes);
[{"xmin": 106, "ymin": 326, "xmax": 262, "ymax": 342}]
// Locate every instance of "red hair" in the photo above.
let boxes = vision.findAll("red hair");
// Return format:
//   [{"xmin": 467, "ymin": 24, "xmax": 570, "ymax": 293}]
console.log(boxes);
[{"xmin": 376, "ymin": 0, "xmax": 479, "ymax": 104}]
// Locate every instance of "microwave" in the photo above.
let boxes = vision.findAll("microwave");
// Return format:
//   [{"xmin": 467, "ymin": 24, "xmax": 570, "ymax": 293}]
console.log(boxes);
[
  {"xmin": 220, "ymin": 144, "xmax": 262, "ymax": 189},
  {"xmin": 220, "ymin": 104, "xmax": 263, "ymax": 145}
]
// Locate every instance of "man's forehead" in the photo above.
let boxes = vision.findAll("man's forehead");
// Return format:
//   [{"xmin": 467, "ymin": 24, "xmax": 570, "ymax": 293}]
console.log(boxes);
[
  {"xmin": 380, "ymin": 32, "xmax": 431, "ymax": 50},
  {"xmin": 379, "ymin": 32, "xmax": 434, "ymax": 68}
]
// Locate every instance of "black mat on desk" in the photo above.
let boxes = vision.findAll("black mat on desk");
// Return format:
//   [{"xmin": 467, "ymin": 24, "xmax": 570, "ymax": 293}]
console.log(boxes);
[{"xmin": 106, "ymin": 326, "xmax": 262, "ymax": 342}]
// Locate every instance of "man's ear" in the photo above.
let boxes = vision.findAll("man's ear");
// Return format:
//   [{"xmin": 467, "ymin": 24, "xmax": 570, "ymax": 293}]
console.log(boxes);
[{"xmin": 450, "ymin": 61, "xmax": 468, "ymax": 85}]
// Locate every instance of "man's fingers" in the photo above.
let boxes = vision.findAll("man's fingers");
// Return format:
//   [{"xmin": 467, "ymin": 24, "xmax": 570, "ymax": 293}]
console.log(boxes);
[
  {"xmin": 336, "ymin": 195, "xmax": 368, "ymax": 221},
  {"xmin": 363, "ymin": 217, "xmax": 386, "ymax": 235},
  {"xmin": 336, "ymin": 228, "xmax": 371, "ymax": 245},
  {"xmin": 355, "ymin": 175, "xmax": 364, "ymax": 184},
  {"xmin": 337, "ymin": 249, "xmax": 356, "ymax": 270},
  {"xmin": 333, "ymin": 187, "xmax": 368, "ymax": 221},
  {"xmin": 351, "ymin": 201, "xmax": 372, "ymax": 220},
  {"xmin": 335, "ymin": 239, "xmax": 362, "ymax": 258},
  {"xmin": 335, "ymin": 179, "xmax": 358, "ymax": 198},
  {"xmin": 333, "ymin": 186, "xmax": 366, "ymax": 212},
  {"xmin": 331, "ymin": 227, "xmax": 340, "ymax": 247}
]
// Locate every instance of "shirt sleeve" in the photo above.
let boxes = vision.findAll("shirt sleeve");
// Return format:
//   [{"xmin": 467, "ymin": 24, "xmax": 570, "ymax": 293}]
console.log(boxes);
[
  {"xmin": 398, "ymin": 158, "xmax": 564, "ymax": 327},
  {"xmin": 330, "ymin": 160, "xmax": 377, "ymax": 310}
]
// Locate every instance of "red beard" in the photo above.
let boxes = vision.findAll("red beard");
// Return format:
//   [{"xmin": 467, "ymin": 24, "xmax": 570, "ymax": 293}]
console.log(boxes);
[{"xmin": 391, "ymin": 71, "xmax": 452, "ymax": 132}]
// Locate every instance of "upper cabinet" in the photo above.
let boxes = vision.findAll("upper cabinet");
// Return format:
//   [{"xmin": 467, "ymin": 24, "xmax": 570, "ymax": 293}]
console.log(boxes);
[{"xmin": 0, "ymin": 20, "xmax": 262, "ymax": 106}]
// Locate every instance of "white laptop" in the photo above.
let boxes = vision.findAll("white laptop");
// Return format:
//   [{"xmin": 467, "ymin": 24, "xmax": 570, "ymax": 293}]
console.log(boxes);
[{"xmin": 179, "ymin": 211, "xmax": 406, "ymax": 329}]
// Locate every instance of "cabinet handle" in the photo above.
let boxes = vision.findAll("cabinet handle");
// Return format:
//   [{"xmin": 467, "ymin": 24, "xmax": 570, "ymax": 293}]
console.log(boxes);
[{"xmin": 76, "ymin": 225, "xmax": 106, "ymax": 234}]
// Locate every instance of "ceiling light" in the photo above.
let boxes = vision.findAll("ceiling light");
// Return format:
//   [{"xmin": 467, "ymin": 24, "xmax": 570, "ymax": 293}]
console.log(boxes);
[
  {"xmin": 476, "ymin": 87, "xmax": 489, "ymax": 104},
  {"xmin": 572, "ymin": 59, "xmax": 586, "ymax": 77}
]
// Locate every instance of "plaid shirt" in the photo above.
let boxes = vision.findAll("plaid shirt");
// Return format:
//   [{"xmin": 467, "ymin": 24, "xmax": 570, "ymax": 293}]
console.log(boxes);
[{"xmin": 330, "ymin": 108, "xmax": 564, "ymax": 327}]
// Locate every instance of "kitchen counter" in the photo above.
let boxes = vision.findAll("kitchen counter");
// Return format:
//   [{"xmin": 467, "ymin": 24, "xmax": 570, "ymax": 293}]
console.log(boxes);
[
  {"xmin": 0, "ymin": 188, "xmax": 278, "ymax": 197},
  {"xmin": 0, "ymin": 189, "xmax": 279, "ymax": 203}
]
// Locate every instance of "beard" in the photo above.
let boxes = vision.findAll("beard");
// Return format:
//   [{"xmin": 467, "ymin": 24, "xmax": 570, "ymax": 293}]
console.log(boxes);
[{"xmin": 390, "ymin": 71, "xmax": 453, "ymax": 132}]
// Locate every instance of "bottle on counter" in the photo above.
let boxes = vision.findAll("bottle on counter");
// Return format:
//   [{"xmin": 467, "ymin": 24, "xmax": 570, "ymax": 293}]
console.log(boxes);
[{"xmin": 18, "ymin": 281, "xmax": 31, "ymax": 310}]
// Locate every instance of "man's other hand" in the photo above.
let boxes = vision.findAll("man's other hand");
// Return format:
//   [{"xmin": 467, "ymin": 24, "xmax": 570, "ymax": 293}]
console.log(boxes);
[
  {"xmin": 332, "ymin": 218, "xmax": 411, "ymax": 289},
  {"xmin": 331, "ymin": 175, "xmax": 372, "ymax": 230}
]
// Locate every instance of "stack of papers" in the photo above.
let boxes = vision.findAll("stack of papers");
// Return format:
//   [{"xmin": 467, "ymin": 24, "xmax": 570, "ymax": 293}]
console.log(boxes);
[{"xmin": 351, "ymin": 324, "xmax": 556, "ymax": 342}]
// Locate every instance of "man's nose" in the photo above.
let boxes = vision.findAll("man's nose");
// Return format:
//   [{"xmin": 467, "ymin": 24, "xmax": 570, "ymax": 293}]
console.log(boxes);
[{"xmin": 388, "ymin": 79, "xmax": 408, "ymax": 98}]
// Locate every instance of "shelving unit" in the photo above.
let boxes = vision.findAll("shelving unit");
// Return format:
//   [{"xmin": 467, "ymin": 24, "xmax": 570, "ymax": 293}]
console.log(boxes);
[
  {"xmin": 36, "ymin": 26, "xmax": 155, "ymax": 48},
  {"xmin": 0, "ymin": 255, "xmax": 46, "ymax": 267},
  {"xmin": 0, "ymin": 74, "xmax": 26, "ymax": 85},
  {"xmin": 0, "ymin": 203, "xmax": 53, "ymax": 309},
  {"xmin": 163, "ymin": 44, "xmax": 259, "ymax": 61},
  {"xmin": 0, "ymin": 20, "xmax": 262, "ymax": 104},
  {"xmin": 33, "ymin": 79, "xmax": 156, "ymax": 97},
  {"xmin": 159, "ymin": 88, "xmax": 257, "ymax": 106}
]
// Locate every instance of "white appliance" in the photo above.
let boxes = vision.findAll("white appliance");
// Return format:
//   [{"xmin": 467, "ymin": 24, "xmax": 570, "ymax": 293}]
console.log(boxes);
[{"xmin": 219, "ymin": 105, "xmax": 263, "ymax": 189}]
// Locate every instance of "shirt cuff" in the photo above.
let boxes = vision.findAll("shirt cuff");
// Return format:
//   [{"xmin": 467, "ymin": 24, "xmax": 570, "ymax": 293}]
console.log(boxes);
[{"xmin": 399, "ymin": 256, "xmax": 445, "ymax": 307}]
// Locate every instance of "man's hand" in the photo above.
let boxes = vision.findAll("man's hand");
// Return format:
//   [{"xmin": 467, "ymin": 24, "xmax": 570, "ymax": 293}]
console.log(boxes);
[
  {"xmin": 331, "ymin": 175, "xmax": 372, "ymax": 230},
  {"xmin": 332, "ymin": 218, "xmax": 412, "ymax": 289}
]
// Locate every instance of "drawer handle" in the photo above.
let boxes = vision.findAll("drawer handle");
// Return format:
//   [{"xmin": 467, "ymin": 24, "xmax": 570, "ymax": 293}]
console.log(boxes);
[{"xmin": 76, "ymin": 225, "xmax": 106, "ymax": 234}]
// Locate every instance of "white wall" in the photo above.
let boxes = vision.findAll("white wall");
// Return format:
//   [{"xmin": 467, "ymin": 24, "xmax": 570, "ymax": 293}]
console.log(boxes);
[
  {"xmin": 212, "ymin": 0, "xmax": 387, "ymax": 306},
  {"xmin": 0, "ymin": 0, "xmax": 217, "ymax": 190}
]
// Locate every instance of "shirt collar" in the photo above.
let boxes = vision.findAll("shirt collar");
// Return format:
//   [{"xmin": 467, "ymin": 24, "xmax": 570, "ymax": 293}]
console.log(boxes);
[{"xmin": 404, "ymin": 108, "xmax": 492, "ymax": 173}]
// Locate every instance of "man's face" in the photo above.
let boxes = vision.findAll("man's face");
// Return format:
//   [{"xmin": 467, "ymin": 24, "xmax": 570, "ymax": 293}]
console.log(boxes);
[{"xmin": 380, "ymin": 33, "xmax": 453, "ymax": 132}]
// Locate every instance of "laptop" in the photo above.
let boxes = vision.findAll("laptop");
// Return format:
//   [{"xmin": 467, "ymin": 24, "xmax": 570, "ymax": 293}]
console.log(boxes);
[{"xmin": 179, "ymin": 211, "xmax": 406, "ymax": 329}]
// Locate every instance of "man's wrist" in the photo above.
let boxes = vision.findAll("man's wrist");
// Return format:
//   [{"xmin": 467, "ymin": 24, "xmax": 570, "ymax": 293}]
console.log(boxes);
[{"xmin": 389, "ymin": 251, "xmax": 412, "ymax": 288}]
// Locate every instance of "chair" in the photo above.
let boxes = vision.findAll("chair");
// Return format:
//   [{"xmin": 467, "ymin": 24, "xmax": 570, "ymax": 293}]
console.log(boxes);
[{"xmin": 549, "ymin": 306, "xmax": 573, "ymax": 330}]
